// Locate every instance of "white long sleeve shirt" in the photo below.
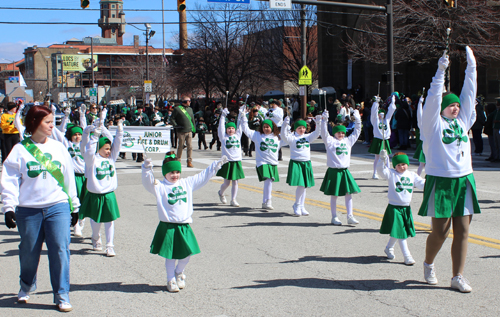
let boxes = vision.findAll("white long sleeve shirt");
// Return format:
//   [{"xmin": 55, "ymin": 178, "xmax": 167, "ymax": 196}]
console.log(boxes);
[
  {"xmin": 83, "ymin": 128, "xmax": 124, "ymax": 194},
  {"xmin": 371, "ymin": 99, "xmax": 396, "ymax": 140},
  {"xmin": 241, "ymin": 115, "xmax": 283, "ymax": 167},
  {"xmin": 280, "ymin": 119, "xmax": 321, "ymax": 162},
  {"xmin": 421, "ymin": 61, "xmax": 476, "ymax": 178},
  {"xmin": 142, "ymin": 161, "xmax": 218, "ymax": 223},
  {"xmin": 51, "ymin": 127, "xmax": 85, "ymax": 174},
  {"xmin": 1, "ymin": 138, "xmax": 80, "ymax": 213},
  {"xmin": 377, "ymin": 159, "xmax": 425, "ymax": 206},
  {"xmin": 218, "ymin": 113, "xmax": 243, "ymax": 162},
  {"xmin": 321, "ymin": 116, "xmax": 362, "ymax": 169}
]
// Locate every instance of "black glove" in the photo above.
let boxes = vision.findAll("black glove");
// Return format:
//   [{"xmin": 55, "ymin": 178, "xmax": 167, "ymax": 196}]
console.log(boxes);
[
  {"xmin": 5, "ymin": 211, "xmax": 17, "ymax": 229},
  {"xmin": 71, "ymin": 212, "xmax": 79, "ymax": 227}
]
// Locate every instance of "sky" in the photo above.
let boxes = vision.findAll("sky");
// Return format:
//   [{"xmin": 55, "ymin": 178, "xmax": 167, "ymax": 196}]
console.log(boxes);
[{"xmin": 0, "ymin": 0, "xmax": 259, "ymax": 63}]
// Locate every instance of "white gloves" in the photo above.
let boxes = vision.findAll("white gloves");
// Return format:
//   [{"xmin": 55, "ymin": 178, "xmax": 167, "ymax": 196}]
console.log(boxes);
[
  {"xmin": 322, "ymin": 110, "xmax": 329, "ymax": 121},
  {"xmin": 283, "ymin": 116, "xmax": 290, "ymax": 126},
  {"xmin": 466, "ymin": 46, "xmax": 476, "ymax": 68},
  {"xmin": 100, "ymin": 107, "xmax": 107, "ymax": 124},
  {"xmin": 222, "ymin": 108, "xmax": 230, "ymax": 117},
  {"xmin": 64, "ymin": 106, "xmax": 71, "ymax": 117},
  {"xmin": 352, "ymin": 109, "xmax": 361, "ymax": 121},
  {"xmin": 438, "ymin": 51, "xmax": 449, "ymax": 71},
  {"xmin": 314, "ymin": 115, "xmax": 322, "ymax": 123},
  {"xmin": 80, "ymin": 104, "xmax": 86, "ymax": 114},
  {"xmin": 51, "ymin": 104, "xmax": 57, "ymax": 115},
  {"xmin": 18, "ymin": 102, "xmax": 25, "ymax": 113},
  {"xmin": 84, "ymin": 124, "xmax": 96, "ymax": 134},
  {"xmin": 143, "ymin": 158, "xmax": 153, "ymax": 168},
  {"xmin": 117, "ymin": 118, "xmax": 124, "ymax": 132},
  {"xmin": 380, "ymin": 149, "xmax": 388, "ymax": 161},
  {"xmin": 216, "ymin": 155, "xmax": 229, "ymax": 170}
]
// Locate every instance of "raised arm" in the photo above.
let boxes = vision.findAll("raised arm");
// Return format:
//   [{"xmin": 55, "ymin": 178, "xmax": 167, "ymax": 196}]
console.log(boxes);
[
  {"xmin": 416, "ymin": 96, "xmax": 424, "ymax": 130},
  {"xmin": 371, "ymin": 98, "xmax": 379, "ymax": 126},
  {"xmin": 218, "ymin": 108, "xmax": 229, "ymax": 140},
  {"xmin": 239, "ymin": 110, "xmax": 255, "ymax": 140},
  {"xmin": 141, "ymin": 158, "xmax": 156, "ymax": 195},
  {"xmin": 422, "ymin": 52, "xmax": 449, "ymax": 135},
  {"xmin": 110, "ymin": 120, "xmax": 124, "ymax": 162},
  {"xmin": 14, "ymin": 102, "xmax": 25, "ymax": 141},
  {"xmin": 58, "ymin": 105, "xmax": 71, "ymax": 132},
  {"xmin": 320, "ymin": 111, "xmax": 334, "ymax": 147},
  {"xmin": 458, "ymin": 46, "xmax": 477, "ymax": 130},
  {"xmin": 376, "ymin": 150, "xmax": 391, "ymax": 180},
  {"xmin": 79, "ymin": 104, "xmax": 87, "ymax": 129},
  {"xmin": 386, "ymin": 96, "xmax": 397, "ymax": 123},
  {"xmin": 307, "ymin": 115, "xmax": 322, "ymax": 142},
  {"xmin": 280, "ymin": 116, "xmax": 293, "ymax": 145},
  {"xmin": 83, "ymin": 125, "xmax": 99, "ymax": 161},
  {"xmin": 187, "ymin": 156, "xmax": 227, "ymax": 192},
  {"xmin": 347, "ymin": 110, "xmax": 362, "ymax": 144}
]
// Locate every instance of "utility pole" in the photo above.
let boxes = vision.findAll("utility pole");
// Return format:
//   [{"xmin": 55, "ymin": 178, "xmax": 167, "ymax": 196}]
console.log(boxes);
[{"xmin": 91, "ymin": 37, "xmax": 95, "ymax": 88}]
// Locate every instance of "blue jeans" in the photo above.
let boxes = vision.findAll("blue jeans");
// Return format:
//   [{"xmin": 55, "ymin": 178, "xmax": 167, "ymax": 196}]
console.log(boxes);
[{"xmin": 16, "ymin": 202, "xmax": 71, "ymax": 304}]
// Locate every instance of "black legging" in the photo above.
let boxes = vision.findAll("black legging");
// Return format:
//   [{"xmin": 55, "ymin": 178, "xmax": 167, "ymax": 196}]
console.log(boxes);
[{"xmin": 2, "ymin": 133, "xmax": 20, "ymax": 162}]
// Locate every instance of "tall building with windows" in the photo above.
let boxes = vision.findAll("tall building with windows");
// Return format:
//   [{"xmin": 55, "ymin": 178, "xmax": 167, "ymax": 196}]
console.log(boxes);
[{"xmin": 98, "ymin": 0, "xmax": 126, "ymax": 45}]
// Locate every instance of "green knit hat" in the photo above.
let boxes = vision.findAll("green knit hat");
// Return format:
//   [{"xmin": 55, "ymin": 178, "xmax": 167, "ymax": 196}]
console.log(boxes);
[
  {"xmin": 262, "ymin": 119, "xmax": 274, "ymax": 129},
  {"xmin": 332, "ymin": 125, "xmax": 347, "ymax": 135},
  {"xmin": 162, "ymin": 153, "xmax": 182, "ymax": 176},
  {"xmin": 68, "ymin": 126, "xmax": 83, "ymax": 139},
  {"xmin": 392, "ymin": 154, "xmax": 410, "ymax": 168},
  {"xmin": 293, "ymin": 120, "xmax": 307, "ymax": 130},
  {"xmin": 441, "ymin": 93, "xmax": 460, "ymax": 112},
  {"xmin": 225, "ymin": 122, "xmax": 236, "ymax": 129},
  {"xmin": 98, "ymin": 137, "xmax": 111, "ymax": 150}
]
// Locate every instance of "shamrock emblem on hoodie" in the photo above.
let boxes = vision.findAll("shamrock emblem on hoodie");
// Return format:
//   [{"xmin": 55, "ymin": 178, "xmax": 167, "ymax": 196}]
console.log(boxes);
[
  {"xmin": 378, "ymin": 122, "xmax": 387, "ymax": 131},
  {"xmin": 442, "ymin": 119, "xmax": 468, "ymax": 146},
  {"xmin": 296, "ymin": 138, "xmax": 310, "ymax": 149},
  {"xmin": 336, "ymin": 143, "xmax": 348, "ymax": 155},
  {"xmin": 260, "ymin": 138, "xmax": 278, "ymax": 153},
  {"xmin": 68, "ymin": 146, "xmax": 84, "ymax": 160},
  {"xmin": 395, "ymin": 177, "xmax": 413, "ymax": 193},
  {"xmin": 96, "ymin": 161, "xmax": 115, "ymax": 180},
  {"xmin": 26, "ymin": 153, "xmax": 61, "ymax": 179},
  {"xmin": 168, "ymin": 186, "xmax": 187, "ymax": 205},
  {"xmin": 226, "ymin": 136, "xmax": 240, "ymax": 149}
]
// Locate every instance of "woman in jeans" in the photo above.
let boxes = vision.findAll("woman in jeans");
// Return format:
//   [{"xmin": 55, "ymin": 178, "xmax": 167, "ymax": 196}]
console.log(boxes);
[{"xmin": 1, "ymin": 105, "xmax": 80, "ymax": 312}]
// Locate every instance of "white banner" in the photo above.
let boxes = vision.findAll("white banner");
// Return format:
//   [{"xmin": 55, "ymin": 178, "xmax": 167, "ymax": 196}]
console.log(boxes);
[
  {"xmin": 108, "ymin": 126, "xmax": 171, "ymax": 153},
  {"xmin": 270, "ymin": 0, "xmax": 292, "ymax": 10}
]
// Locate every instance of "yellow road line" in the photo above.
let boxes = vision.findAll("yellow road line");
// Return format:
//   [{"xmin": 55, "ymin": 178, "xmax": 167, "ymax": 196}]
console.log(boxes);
[{"xmin": 211, "ymin": 179, "xmax": 500, "ymax": 250}]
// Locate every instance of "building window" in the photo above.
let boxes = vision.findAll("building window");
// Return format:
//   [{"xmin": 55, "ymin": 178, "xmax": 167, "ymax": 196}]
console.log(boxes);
[
  {"xmin": 112, "ymin": 14, "xmax": 115, "ymax": 18},
  {"xmin": 112, "ymin": 4, "xmax": 115, "ymax": 8},
  {"xmin": 103, "ymin": 4, "xmax": 107, "ymax": 8}
]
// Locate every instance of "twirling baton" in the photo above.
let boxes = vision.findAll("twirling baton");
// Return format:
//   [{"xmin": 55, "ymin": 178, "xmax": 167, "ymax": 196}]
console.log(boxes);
[
  {"xmin": 445, "ymin": 27, "xmax": 451, "ymax": 92},
  {"xmin": 225, "ymin": 91, "xmax": 229, "ymax": 109}
]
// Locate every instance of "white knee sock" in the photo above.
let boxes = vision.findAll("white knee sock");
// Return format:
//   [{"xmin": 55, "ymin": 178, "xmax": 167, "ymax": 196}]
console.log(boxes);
[
  {"xmin": 373, "ymin": 155, "xmax": 380, "ymax": 174},
  {"xmin": 295, "ymin": 186, "xmax": 306, "ymax": 205},
  {"xmin": 345, "ymin": 194, "xmax": 353, "ymax": 218},
  {"xmin": 263, "ymin": 179, "xmax": 273, "ymax": 202},
  {"xmin": 90, "ymin": 219, "xmax": 101, "ymax": 240},
  {"xmin": 175, "ymin": 256, "xmax": 191, "ymax": 274},
  {"xmin": 78, "ymin": 218, "xmax": 85, "ymax": 230},
  {"xmin": 299, "ymin": 188, "xmax": 306, "ymax": 206},
  {"xmin": 104, "ymin": 221, "xmax": 115, "ymax": 247},
  {"xmin": 398, "ymin": 239, "xmax": 411, "ymax": 258},
  {"xmin": 231, "ymin": 180, "xmax": 238, "ymax": 201},
  {"xmin": 165, "ymin": 259, "xmax": 176, "ymax": 282},
  {"xmin": 330, "ymin": 196, "xmax": 338, "ymax": 217},
  {"xmin": 386, "ymin": 237, "xmax": 398, "ymax": 249},
  {"xmin": 220, "ymin": 179, "xmax": 230, "ymax": 195},
  {"xmin": 417, "ymin": 163, "xmax": 425, "ymax": 176}
]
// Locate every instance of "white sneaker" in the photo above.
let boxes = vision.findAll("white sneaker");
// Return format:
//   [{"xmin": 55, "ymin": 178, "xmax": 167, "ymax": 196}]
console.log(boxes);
[
  {"xmin": 73, "ymin": 225, "xmax": 83, "ymax": 237},
  {"xmin": 175, "ymin": 272, "xmax": 186, "ymax": 289},
  {"xmin": 300, "ymin": 206, "xmax": 309, "ymax": 216},
  {"xmin": 167, "ymin": 280, "xmax": 180, "ymax": 293},
  {"xmin": 451, "ymin": 274, "xmax": 472, "ymax": 293},
  {"xmin": 230, "ymin": 200, "xmax": 240, "ymax": 207},
  {"xmin": 292, "ymin": 203, "xmax": 301, "ymax": 217},
  {"xmin": 331, "ymin": 217, "xmax": 342, "ymax": 225},
  {"xmin": 384, "ymin": 247, "xmax": 395, "ymax": 260},
  {"xmin": 58, "ymin": 302, "xmax": 73, "ymax": 312},
  {"xmin": 106, "ymin": 247, "xmax": 116, "ymax": 257},
  {"xmin": 92, "ymin": 237, "xmax": 102, "ymax": 251},
  {"xmin": 17, "ymin": 290, "xmax": 29, "ymax": 303},
  {"xmin": 404, "ymin": 255, "xmax": 416, "ymax": 265},
  {"xmin": 372, "ymin": 172, "xmax": 379, "ymax": 179},
  {"xmin": 262, "ymin": 200, "xmax": 274, "ymax": 210},
  {"xmin": 424, "ymin": 262, "xmax": 438, "ymax": 285},
  {"xmin": 347, "ymin": 216, "xmax": 359, "ymax": 225},
  {"xmin": 218, "ymin": 190, "xmax": 227, "ymax": 204}
]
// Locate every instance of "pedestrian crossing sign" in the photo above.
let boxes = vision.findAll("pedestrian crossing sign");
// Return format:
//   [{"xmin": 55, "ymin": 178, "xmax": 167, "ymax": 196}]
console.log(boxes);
[{"xmin": 298, "ymin": 66, "xmax": 312, "ymax": 85}]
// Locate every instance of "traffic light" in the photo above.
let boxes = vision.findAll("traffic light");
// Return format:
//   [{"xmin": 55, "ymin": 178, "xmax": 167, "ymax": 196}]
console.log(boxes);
[
  {"xmin": 444, "ymin": 0, "xmax": 457, "ymax": 8},
  {"xmin": 81, "ymin": 0, "xmax": 89, "ymax": 9},
  {"xmin": 177, "ymin": 0, "xmax": 186, "ymax": 12}
]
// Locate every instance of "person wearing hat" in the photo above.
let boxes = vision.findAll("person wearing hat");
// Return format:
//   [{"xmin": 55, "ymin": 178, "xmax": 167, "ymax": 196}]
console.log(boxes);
[
  {"xmin": 377, "ymin": 151, "xmax": 425, "ymax": 266},
  {"xmin": 171, "ymin": 97, "xmax": 196, "ymax": 168},
  {"xmin": 141, "ymin": 151, "xmax": 228, "ymax": 292},
  {"xmin": 418, "ymin": 48, "xmax": 480, "ymax": 293},
  {"xmin": 319, "ymin": 109, "xmax": 362, "ymax": 225},
  {"xmin": 266, "ymin": 99, "xmax": 284, "ymax": 161},
  {"xmin": 1, "ymin": 101, "xmax": 21, "ymax": 162},
  {"xmin": 209, "ymin": 110, "xmax": 221, "ymax": 151},
  {"xmin": 150, "ymin": 107, "xmax": 164, "ymax": 126},
  {"xmin": 369, "ymin": 95, "xmax": 397, "ymax": 179},
  {"xmin": 280, "ymin": 115, "xmax": 321, "ymax": 216},
  {"xmin": 195, "ymin": 117, "xmax": 209, "ymax": 150},
  {"xmin": 80, "ymin": 114, "xmax": 124, "ymax": 257}
]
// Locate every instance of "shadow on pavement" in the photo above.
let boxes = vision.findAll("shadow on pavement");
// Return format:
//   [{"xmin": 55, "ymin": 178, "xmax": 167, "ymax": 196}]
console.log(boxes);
[
  {"xmin": 280, "ymin": 255, "xmax": 388, "ymax": 265},
  {"xmin": 71, "ymin": 282, "xmax": 165, "ymax": 293},
  {"xmin": 333, "ymin": 228, "xmax": 380, "ymax": 234},
  {"xmin": 224, "ymin": 221, "xmax": 332, "ymax": 228},
  {"xmin": 0, "ymin": 295, "xmax": 57, "ymax": 310}
]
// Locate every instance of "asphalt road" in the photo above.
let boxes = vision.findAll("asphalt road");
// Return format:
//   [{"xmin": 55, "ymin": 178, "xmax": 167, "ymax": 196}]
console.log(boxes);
[{"xmin": 1, "ymin": 136, "xmax": 499, "ymax": 316}]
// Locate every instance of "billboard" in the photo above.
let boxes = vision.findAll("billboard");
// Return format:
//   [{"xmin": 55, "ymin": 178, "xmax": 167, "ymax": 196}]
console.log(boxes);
[{"xmin": 61, "ymin": 54, "xmax": 98, "ymax": 72}]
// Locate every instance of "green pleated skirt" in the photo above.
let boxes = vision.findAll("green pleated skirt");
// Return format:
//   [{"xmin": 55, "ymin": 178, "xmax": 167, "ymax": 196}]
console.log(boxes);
[
  {"xmin": 80, "ymin": 191, "xmax": 120, "ymax": 222},
  {"xmin": 150, "ymin": 222, "xmax": 200, "ymax": 259},
  {"xmin": 256, "ymin": 164, "xmax": 279, "ymax": 182},
  {"xmin": 412, "ymin": 142, "xmax": 426, "ymax": 163},
  {"xmin": 286, "ymin": 160, "xmax": 315, "ymax": 188},
  {"xmin": 368, "ymin": 138, "xmax": 392, "ymax": 155},
  {"xmin": 74, "ymin": 173, "xmax": 88, "ymax": 202},
  {"xmin": 320, "ymin": 168, "xmax": 361, "ymax": 196},
  {"xmin": 379, "ymin": 204, "xmax": 416, "ymax": 239},
  {"xmin": 418, "ymin": 174, "xmax": 481, "ymax": 218},
  {"xmin": 216, "ymin": 161, "xmax": 245, "ymax": 180}
]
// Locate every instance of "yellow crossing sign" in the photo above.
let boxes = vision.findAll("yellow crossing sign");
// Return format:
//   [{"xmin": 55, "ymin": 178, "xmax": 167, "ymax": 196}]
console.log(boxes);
[{"xmin": 298, "ymin": 65, "xmax": 312, "ymax": 85}]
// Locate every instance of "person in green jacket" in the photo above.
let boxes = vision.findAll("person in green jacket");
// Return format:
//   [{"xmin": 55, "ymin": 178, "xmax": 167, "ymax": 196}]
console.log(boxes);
[{"xmin": 171, "ymin": 97, "xmax": 196, "ymax": 167}]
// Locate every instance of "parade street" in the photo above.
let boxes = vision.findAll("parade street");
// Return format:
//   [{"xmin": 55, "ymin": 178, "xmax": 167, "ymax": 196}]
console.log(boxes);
[{"xmin": 1, "ymin": 139, "xmax": 499, "ymax": 316}]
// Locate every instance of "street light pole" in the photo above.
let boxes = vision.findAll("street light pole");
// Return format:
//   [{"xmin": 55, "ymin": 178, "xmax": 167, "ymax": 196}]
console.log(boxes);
[{"xmin": 146, "ymin": 25, "xmax": 150, "ymax": 81}]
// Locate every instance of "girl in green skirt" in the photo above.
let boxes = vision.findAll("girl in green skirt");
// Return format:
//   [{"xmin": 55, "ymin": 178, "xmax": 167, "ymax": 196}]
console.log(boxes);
[
  {"xmin": 369, "ymin": 95, "xmax": 396, "ymax": 179},
  {"xmin": 142, "ymin": 151, "xmax": 227, "ymax": 292},
  {"xmin": 377, "ymin": 151, "xmax": 425, "ymax": 265},
  {"xmin": 319, "ymin": 109, "xmax": 362, "ymax": 225},
  {"xmin": 216, "ymin": 108, "xmax": 245, "ymax": 207}
]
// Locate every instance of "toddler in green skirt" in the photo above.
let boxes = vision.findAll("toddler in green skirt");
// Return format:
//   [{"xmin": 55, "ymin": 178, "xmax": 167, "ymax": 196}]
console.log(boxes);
[
  {"xmin": 377, "ymin": 151, "xmax": 425, "ymax": 265},
  {"xmin": 142, "ymin": 151, "xmax": 228, "ymax": 292}
]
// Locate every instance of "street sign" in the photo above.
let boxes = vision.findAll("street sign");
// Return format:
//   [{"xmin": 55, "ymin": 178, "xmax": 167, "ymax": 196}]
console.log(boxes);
[
  {"xmin": 298, "ymin": 65, "xmax": 312, "ymax": 86},
  {"xmin": 270, "ymin": 0, "xmax": 292, "ymax": 10},
  {"xmin": 299, "ymin": 86, "xmax": 305, "ymax": 96},
  {"xmin": 208, "ymin": 0, "xmax": 250, "ymax": 3},
  {"xmin": 89, "ymin": 88, "xmax": 97, "ymax": 96},
  {"xmin": 144, "ymin": 80, "xmax": 152, "ymax": 93},
  {"xmin": 90, "ymin": 96, "xmax": 97, "ymax": 103},
  {"xmin": 59, "ymin": 92, "xmax": 68, "ymax": 102}
]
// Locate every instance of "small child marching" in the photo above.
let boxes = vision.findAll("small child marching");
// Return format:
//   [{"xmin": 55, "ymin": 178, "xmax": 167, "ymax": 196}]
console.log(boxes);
[
  {"xmin": 80, "ymin": 117, "xmax": 124, "ymax": 257},
  {"xmin": 142, "ymin": 152, "xmax": 227, "ymax": 292},
  {"xmin": 280, "ymin": 115, "xmax": 321, "ymax": 216},
  {"xmin": 217, "ymin": 108, "xmax": 245, "ymax": 207},
  {"xmin": 320, "ymin": 109, "xmax": 362, "ymax": 225},
  {"xmin": 196, "ymin": 117, "xmax": 209, "ymax": 150},
  {"xmin": 377, "ymin": 150, "xmax": 425, "ymax": 265},
  {"xmin": 369, "ymin": 95, "xmax": 396, "ymax": 179}
]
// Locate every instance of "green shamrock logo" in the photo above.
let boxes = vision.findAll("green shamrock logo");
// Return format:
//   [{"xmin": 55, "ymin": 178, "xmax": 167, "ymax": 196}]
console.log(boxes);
[
  {"xmin": 168, "ymin": 186, "xmax": 187, "ymax": 205},
  {"xmin": 226, "ymin": 136, "xmax": 240, "ymax": 149},
  {"xmin": 395, "ymin": 177, "xmax": 413, "ymax": 193},
  {"xmin": 378, "ymin": 122, "xmax": 387, "ymax": 130},
  {"xmin": 296, "ymin": 138, "xmax": 310, "ymax": 149},
  {"xmin": 442, "ymin": 119, "xmax": 468, "ymax": 145},
  {"xmin": 96, "ymin": 161, "xmax": 115, "ymax": 180},
  {"xmin": 336, "ymin": 143, "xmax": 348, "ymax": 155},
  {"xmin": 26, "ymin": 153, "xmax": 61, "ymax": 179},
  {"xmin": 68, "ymin": 146, "xmax": 84, "ymax": 160},
  {"xmin": 260, "ymin": 138, "xmax": 278, "ymax": 153}
]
